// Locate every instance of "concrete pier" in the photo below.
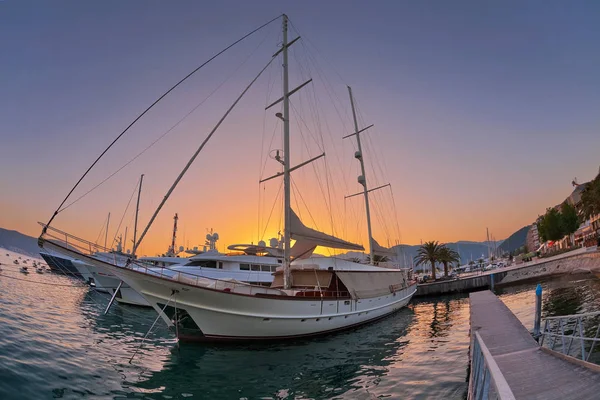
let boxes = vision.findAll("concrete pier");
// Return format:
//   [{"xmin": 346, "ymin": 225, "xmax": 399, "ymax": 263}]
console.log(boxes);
[{"xmin": 469, "ymin": 290, "xmax": 600, "ymax": 399}]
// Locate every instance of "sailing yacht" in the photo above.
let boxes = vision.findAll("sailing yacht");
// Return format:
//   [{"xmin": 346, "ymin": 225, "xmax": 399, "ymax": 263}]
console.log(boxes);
[{"xmin": 39, "ymin": 14, "xmax": 415, "ymax": 341}]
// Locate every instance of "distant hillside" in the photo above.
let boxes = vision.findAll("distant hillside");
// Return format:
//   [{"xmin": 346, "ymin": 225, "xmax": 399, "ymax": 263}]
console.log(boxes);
[
  {"xmin": 0, "ymin": 228, "xmax": 41, "ymax": 257},
  {"xmin": 341, "ymin": 240, "xmax": 501, "ymax": 269},
  {"xmin": 498, "ymin": 226, "xmax": 529, "ymax": 254}
]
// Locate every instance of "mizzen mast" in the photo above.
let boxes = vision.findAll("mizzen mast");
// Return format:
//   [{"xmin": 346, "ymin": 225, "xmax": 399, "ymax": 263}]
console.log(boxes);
[{"xmin": 345, "ymin": 87, "xmax": 375, "ymax": 263}]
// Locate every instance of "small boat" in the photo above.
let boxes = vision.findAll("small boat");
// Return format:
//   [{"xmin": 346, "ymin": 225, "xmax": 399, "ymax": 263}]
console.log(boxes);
[
  {"xmin": 13, "ymin": 260, "xmax": 19, "ymax": 265},
  {"xmin": 20, "ymin": 266, "xmax": 29, "ymax": 274},
  {"xmin": 36, "ymin": 267, "xmax": 44, "ymax": 274}
]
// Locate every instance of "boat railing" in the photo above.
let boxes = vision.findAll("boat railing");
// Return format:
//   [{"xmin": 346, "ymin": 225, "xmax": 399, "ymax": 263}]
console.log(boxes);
[
  {"xmin": 41, "ymin": 224, "xmax": 111, "ymax": 255},
  {"xmin": 469, "ymin": 331, "xmax": 516, "ymax": 400},
  {"xmin": 127, "ymin": 259, "xmax": 286, "ymax": 296},
  {"xmin": 539, "ymin": 311, "xmax": 600, "ymax": 363},
  {"xmin": 293, "ymin": 290, "xmax": 351, "ymax": 298}
]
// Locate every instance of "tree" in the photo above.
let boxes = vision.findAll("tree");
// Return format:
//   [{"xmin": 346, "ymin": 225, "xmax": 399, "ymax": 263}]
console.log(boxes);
[
  {"xmin": 366, "ymin": 254, "xmax": 390, "ymax": 266},
  {"xmin": 438, "ymin": 246, "xmax": 460, "ymax": 277},
  {"xmin": 414, "ymin": 241, "xmax": 442, "ymax": 281},
  {"xmin": 538, "ymin": 207, "xmax": 564, "ymax": 242},
  {"xmin": 581, "ymin": 174, "xmax": 600, "ymax": 221},
  {"xmin": 560, "ymin": 202, "xmax": 580, "ymax": 246}
]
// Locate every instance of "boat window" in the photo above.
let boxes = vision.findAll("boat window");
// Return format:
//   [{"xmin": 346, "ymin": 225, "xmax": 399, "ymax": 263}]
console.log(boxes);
[
  {"xmin": 240, "ymin": 263, "xmax": 250, "ymax": 271},
  {"xmin": 218, "ymin": 262, "xmax": 223, "ymax": 269},
  {"xmin": 251, "ymin": 264, "xmax": 260, "ymax": 271},
  {"xmin": 260, "ymin": 265, "xmax": 271, "ymax": 272},
  {"xmin": 270, "ymin": 266, "xmax": 277, "ymax": 272},
  {"xmin": 184, "ymin": 260, "xmax": 217, "ymax": 268}
]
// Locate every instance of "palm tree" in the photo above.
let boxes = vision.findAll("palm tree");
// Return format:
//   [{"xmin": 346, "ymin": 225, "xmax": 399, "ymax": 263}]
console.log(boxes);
[
  {"xmin": 477, "ymin": 257, "xmax": 484, "ymax": 270},
  {"xmin": 438, "ymin": 246, "xmax": 460, "ymax": 277},
  {"xmin": 366, "ymin": 254, "xmax": 390, "ymax": 266},
  {"xmin": 414, "ymin": 241, "xmax": 442, "ymax": 281}
]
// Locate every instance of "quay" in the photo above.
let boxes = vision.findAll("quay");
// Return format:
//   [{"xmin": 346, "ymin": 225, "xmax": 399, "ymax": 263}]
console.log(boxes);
[
  {"xmin": 468, "ymin": 290, "xmax": 600, "ymax": 399},
  {"xmin": 415, "ymin": 246, "xmax": 600, "ymax": 297}
]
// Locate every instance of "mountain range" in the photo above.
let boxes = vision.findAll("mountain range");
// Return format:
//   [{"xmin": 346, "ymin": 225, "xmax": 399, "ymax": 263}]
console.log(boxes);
[{"xmin": 0, "ymin": 227, "xmax": 43, "ymax": 257}]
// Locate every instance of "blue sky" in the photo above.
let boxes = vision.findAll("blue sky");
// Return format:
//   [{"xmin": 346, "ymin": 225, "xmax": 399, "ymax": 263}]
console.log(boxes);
[{"xmin": 1, "ymin": 1, "xmax": 599, "ymax": 250}]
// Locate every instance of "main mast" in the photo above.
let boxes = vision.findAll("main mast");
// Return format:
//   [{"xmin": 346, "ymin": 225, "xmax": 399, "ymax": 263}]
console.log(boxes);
[
  {"xmin": 282, "ymin": 14, "xmax": 292, "ymax": 289},
  {"xmin": 347, "ymin": 87, "xmax": 375, "ymax": 264}
]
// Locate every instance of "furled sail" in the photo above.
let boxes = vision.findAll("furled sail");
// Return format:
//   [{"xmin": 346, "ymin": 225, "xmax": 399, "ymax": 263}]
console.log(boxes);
[
  {"xmin": 289, "ymin": 209, "xmax": 364, "ymax": 259},
  {"xmin": 372, "ymin": 238, "xmax": 396, "ymax": 257}
]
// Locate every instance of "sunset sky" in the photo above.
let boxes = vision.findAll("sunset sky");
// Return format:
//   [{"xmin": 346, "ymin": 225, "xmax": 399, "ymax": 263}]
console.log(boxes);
[{"xmin": 2, "ymin": 1, "xmax": 599, "ymax": 256}]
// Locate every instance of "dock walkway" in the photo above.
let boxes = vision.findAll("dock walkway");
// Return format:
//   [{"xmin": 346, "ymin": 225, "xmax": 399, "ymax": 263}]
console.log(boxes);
[{"xmin": 470, "ymin": 290, "xmax": 600, "ymax": 399}]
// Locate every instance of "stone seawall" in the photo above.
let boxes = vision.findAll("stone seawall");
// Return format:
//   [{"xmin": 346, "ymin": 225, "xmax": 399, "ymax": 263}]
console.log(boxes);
[
  {"xmin": 415, "ymin": 249, "xmax": 600, "ymax": 297},
  {"xmin": 495, "ymin": 251, "xmax": 600, "ymax": 286}
]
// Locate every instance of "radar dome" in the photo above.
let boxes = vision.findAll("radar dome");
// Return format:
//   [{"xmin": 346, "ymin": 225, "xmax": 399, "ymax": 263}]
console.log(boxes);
[{"xmin": 258, "ymin": 240, "xmax": 266, "ymax": 247}]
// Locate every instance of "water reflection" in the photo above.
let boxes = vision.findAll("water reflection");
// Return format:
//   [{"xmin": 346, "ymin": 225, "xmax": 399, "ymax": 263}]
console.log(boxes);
[
  {"xmin": 497, "ymin": 275, "xmax": 600, "ymax": 364},
  {"xmin": 1, "ymin": 268, "xmax": 472, "ymax": 400},
  {"xmin": 126, "ymin": 295, "xmax": 471, "ymax": 399},
  {"xmin": 129, "ymin": 309, "xmax": 415, "ymax": 399}
]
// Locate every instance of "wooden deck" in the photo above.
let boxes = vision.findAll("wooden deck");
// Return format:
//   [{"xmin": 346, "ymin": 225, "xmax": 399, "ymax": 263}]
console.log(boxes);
[{"xmin": 470, "ymin": 290, "xmax": 600, "ymax": 399}]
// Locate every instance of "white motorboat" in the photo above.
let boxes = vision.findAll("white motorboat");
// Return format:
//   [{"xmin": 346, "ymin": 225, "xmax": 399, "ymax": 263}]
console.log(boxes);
[
  {"xmin": 20, "ymin": 266, "xmax": 29, "ymax": 274},
  {"xmin": 39, "ymin": 14, "xmax": 415, "ymax": 341},
  {"xmin": 73, "ymin": 233, "xmax": 282, "ymax": 307}
]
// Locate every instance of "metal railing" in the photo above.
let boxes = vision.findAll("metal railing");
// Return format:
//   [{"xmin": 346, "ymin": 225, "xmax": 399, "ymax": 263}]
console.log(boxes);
[
  {"xmin": 469, "ymin": 331, "xmax": 516, "ymax": 400},
  {"xmin": 540, "ymin": 311, "xmax": 600, "ymax": 362}
]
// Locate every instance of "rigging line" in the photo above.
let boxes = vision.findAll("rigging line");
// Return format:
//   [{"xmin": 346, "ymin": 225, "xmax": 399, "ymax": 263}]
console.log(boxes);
[
  {"xmin": 298, "ymin": 39, "xmax": 352, "ymax": 135},
  {"xmin": 289, "ymin": 18, "xmax": 348, "ymax": 90},
  {"xmin": 389, "ymin": 185, "xmax": 403, "ymax": 243},
  {"xmin": 133, "ymin": 56, "xmax": 277, "ymax": 255},
  {"xmin": 94, "ymin": 213, "xmax": 111, "ymax": 245},
  {"xmin": 111, "ymin": 177, "xmax": 140, "ymax": 249},
  {"xmin": 0, "ymin": 272, "xmax": 88, "ymax": 287},
  {"xmin": 291, "ymin": 178, "xmax": 320, "ymax": 231},
  {"xmin": 44, "ymin": 15, "xmax": 282, "ymax": 228},
  {"xmin": 60, "ymin": 30, "xmax": 275, "ymax": 214},
  {"xmin": 260, "ymin": 180, "xmax": 283, "ymax": 241},
  {"xmin": 84, "ymin": 288, "xmax": 162, "ymax": 327},
  {"xmin": 258, "ymin": 57, "xmax": 277, "ymax": 243},
  {"xmin": 290, "ymin": 111, "xmax": 333, "ymax": 228},
  {"xmin": 129, "ymin": 294, "xmax": 174, "ymax": 364},
  {"xmin": 323, "ymin": 157, "xmax": 336, "ymax": 238}
]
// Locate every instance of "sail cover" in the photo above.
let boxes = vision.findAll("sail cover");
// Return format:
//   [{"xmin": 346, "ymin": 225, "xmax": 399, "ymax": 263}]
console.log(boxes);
[
  {"xmin": 290, "ymin": 209, "xmax": 364, "ymax": 258},
  {"xmin": 372, "ymin": 238, "xmax": 396, "ymax": 257}
]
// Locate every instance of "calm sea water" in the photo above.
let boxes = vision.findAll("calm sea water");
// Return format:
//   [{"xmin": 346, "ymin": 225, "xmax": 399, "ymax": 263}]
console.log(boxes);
[{"xmin": 1, "ymin": 250, "xmax": 599, "ymax": 399}]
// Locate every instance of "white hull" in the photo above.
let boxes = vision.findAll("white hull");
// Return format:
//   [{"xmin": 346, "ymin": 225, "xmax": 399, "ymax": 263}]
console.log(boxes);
[
  {"xmin": 84, "ymin": 262, "xmax": 151, "ymax": 307},
  {"xmin": 108, "ymin": 261, "xmax": 416, "ymax": 341},
  {"xmin": 43, "ymin": 240, "xmax": 416, "ymax": 340}
]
